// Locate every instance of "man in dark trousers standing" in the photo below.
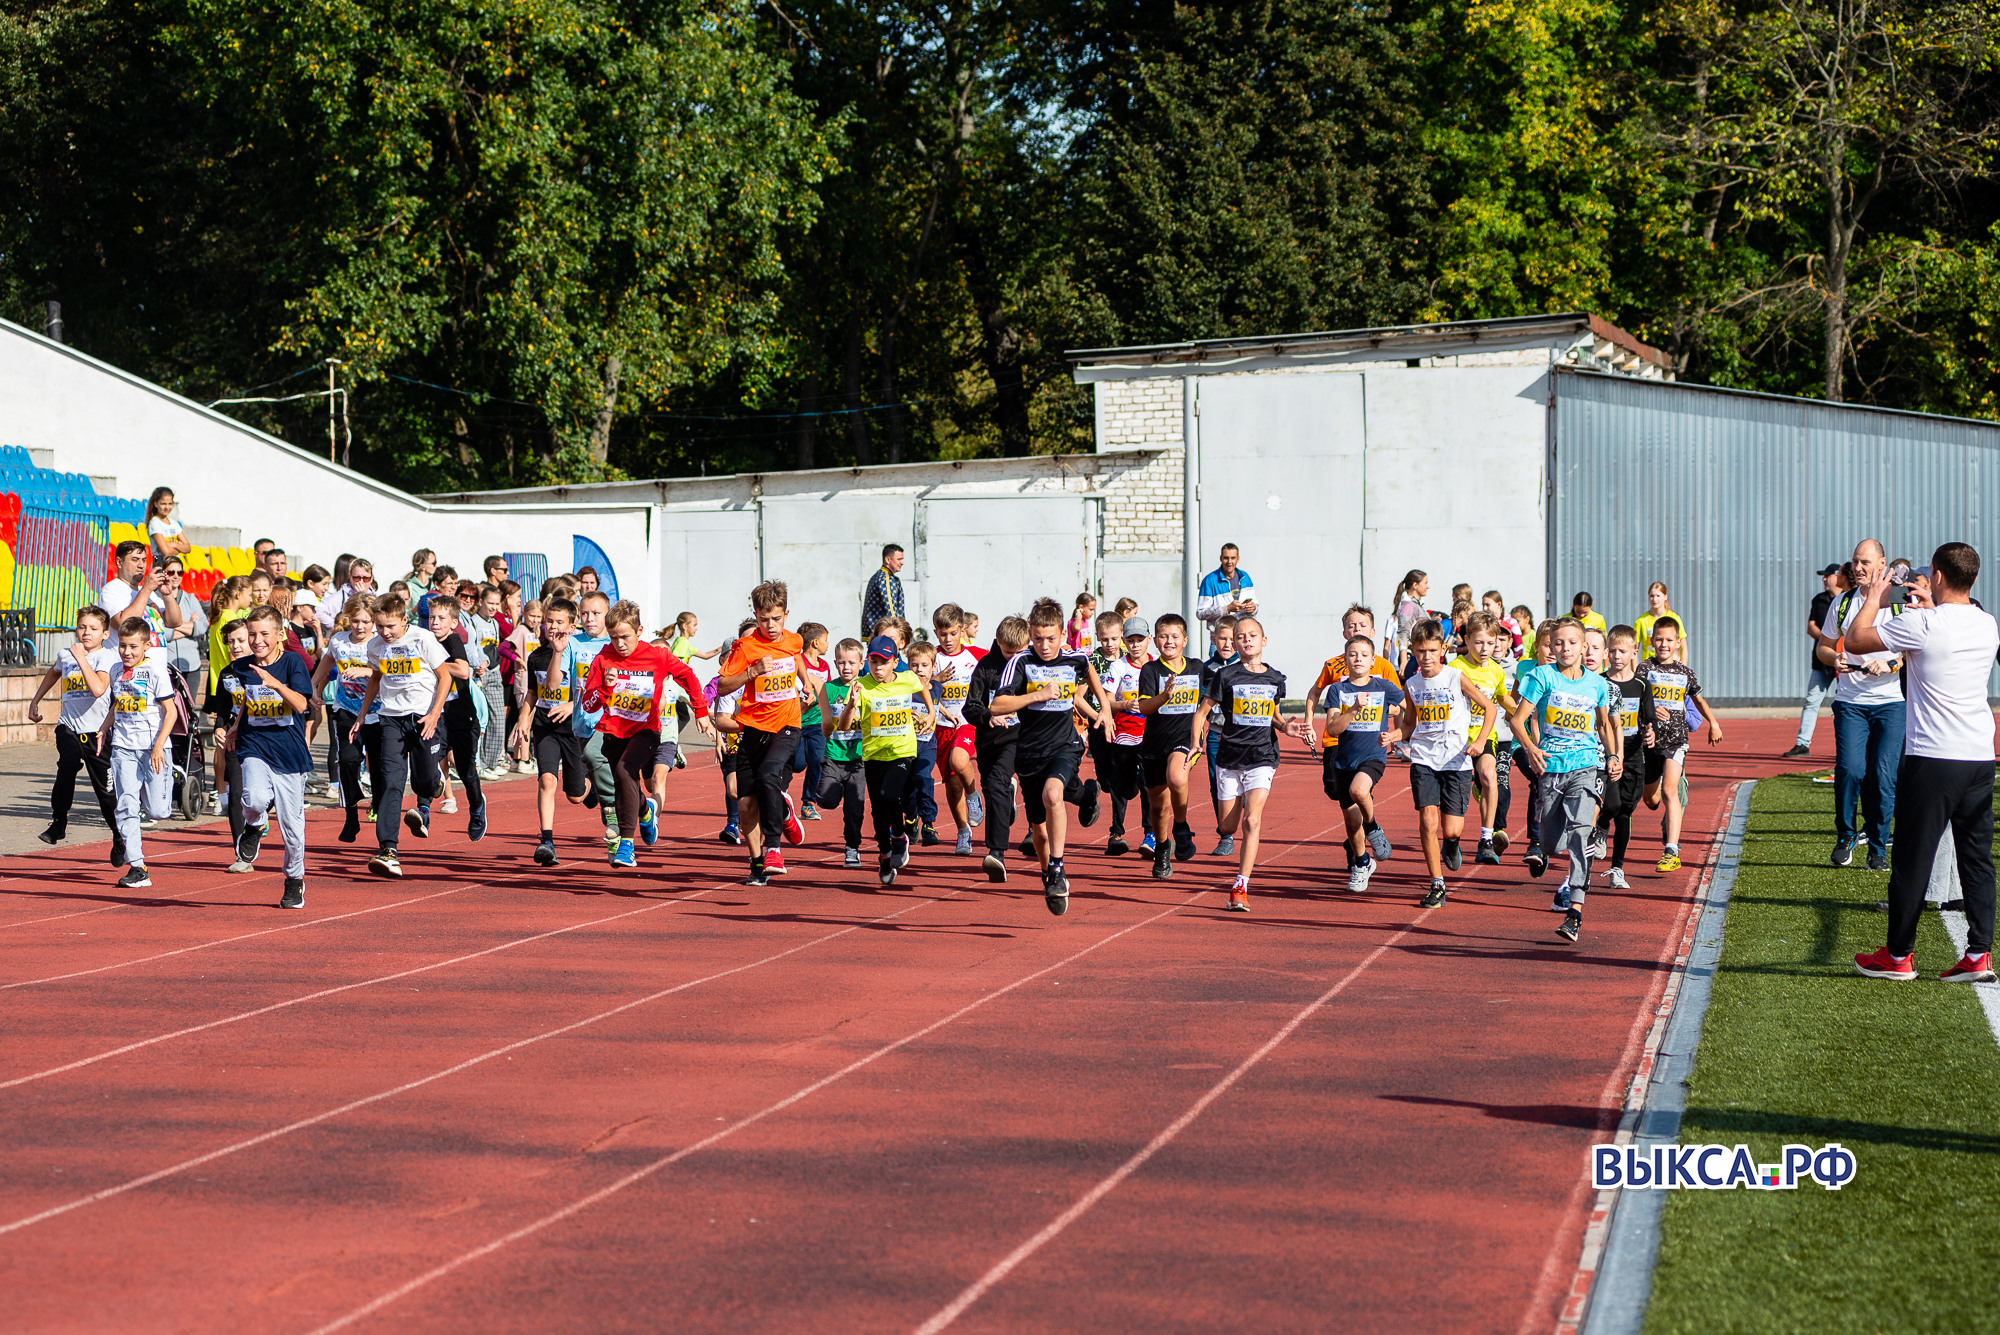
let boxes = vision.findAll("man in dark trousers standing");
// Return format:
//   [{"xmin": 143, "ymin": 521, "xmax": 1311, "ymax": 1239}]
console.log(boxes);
[{"xmin": 1850, "ymin": 543, "xmax": 2000, "ymax": 983}]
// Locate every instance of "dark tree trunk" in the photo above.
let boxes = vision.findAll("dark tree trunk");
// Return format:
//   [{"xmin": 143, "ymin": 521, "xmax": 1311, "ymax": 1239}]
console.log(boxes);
[{"xmin": 844, "ymin": 315, "xmax": 873, "ymax": 465}]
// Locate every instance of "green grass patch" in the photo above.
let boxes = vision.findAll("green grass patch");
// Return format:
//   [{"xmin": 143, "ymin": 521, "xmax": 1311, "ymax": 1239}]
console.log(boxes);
[{"xmin": 1643, "ymin": 775, "xmax": 2000, "ymax": 1335}]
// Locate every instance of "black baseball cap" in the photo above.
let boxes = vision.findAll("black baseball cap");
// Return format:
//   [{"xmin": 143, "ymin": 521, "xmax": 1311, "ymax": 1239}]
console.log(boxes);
[{"xmin": 1816, "ymin": 563, "xmax": 1840, "ymax": 577}]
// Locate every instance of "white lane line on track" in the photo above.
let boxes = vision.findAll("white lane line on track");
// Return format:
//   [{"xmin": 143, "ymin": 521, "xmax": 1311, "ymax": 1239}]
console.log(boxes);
[
  {"xmin": 0, "ymin": 890, "xmax": 717, "ymax": 1091},
  {"xmin": 0, "ymin": 843, "xmax": 229, "ymax": 930},
  {"xmin": 300, "ymin": 811, "xmax": 1355, "ymax": 1334},
  {"xmin": 0, "ymin": 889, "xmax": 965, "ymax": 1241},
  {"xmin": 300, "ymin": 894, "xmax": 1200, "ymax": 1335},
  {"xmin": 913, "ymin": 903, "xmax": 1441, "ymax": 1334},
  {"xmin": 0, "ymin": 887, "xmax": 467, "ymax": 992}
]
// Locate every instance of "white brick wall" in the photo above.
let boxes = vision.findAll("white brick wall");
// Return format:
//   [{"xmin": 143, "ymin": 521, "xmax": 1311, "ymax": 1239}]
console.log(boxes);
[{"xmin": 1095, "ymin": 379, "xmax": 1184, "ymax": 556}]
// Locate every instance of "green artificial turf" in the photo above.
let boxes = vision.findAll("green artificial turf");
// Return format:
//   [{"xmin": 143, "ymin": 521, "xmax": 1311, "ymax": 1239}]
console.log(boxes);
[{"xmin": 1643, "ymin": 775, "xmax": 2000, "ymax": 1335}]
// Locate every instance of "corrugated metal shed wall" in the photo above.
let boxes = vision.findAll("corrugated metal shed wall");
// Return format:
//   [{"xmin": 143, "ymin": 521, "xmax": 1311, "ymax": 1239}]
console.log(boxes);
[{"xmin": 1552, "ymin": 369, "xmax": 2000, "ymax": 702}]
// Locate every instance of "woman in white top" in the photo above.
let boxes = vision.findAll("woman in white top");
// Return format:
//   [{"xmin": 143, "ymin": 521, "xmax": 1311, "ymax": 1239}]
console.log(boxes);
[{"xmin": 145, "ymin": 487, "xmax": 191, "ymax": 563}]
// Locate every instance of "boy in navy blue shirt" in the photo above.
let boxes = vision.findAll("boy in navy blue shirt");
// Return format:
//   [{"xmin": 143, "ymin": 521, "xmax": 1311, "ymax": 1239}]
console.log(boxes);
[{"xmin": 225, "ymin": 605, "xmax": 317, "ymax": 907}]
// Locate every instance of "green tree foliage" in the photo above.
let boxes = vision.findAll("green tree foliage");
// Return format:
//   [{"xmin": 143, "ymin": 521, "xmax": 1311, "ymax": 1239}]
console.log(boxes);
[{"xmin": 4, "ymin": 0, "xmax": 2000, "ymax": 487}]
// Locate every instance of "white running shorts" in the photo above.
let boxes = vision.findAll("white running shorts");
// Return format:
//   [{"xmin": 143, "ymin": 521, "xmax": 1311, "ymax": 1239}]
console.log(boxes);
[{"xmin": 1215, "ymin": 765, "xmax": 1276, "ymax": 801}]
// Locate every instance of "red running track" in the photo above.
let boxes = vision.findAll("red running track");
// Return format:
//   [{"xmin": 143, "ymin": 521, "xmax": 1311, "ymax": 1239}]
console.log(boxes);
[{"xmin": 0, "ymin": 722, "xmax": 1819, "ymax": 1333}]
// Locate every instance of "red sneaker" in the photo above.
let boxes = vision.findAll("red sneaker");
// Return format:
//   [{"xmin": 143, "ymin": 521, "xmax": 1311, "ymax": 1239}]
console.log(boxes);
[
  {"xmin": 782, "ymin": 791, "xmax": 805, "ymax": 846},
  {"xmin": 1853, "ymin": 946, "xmax": 1917, "ymax": 980},
  {"xmin": 1941, "ymin": 952, "xmax": 1996, "ymax": 983},
  {"xmin": 763, "ymin": 848, "xmax": 788, "ymax": 875},
  {"xmin": 1226, "ymin": 880, "xmax": 1250, "ymax": 912}
]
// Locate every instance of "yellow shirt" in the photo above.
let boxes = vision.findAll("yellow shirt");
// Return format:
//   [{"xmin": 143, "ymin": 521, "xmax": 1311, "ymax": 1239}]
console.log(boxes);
[
  {"xmin": 1575, "ymin": 610, "xmax": 1609, "ymax": 635},
  {"xmin": 1634, "ymin": 611, "xmax": 1686, "ymax": 662},
  {"xmin": 207, "ymin": 606, "xmax": 248, "ymax": 691},
  {"xmin": 1451, "ymin": 654, "xmax": 1509, "ymax": 740}
]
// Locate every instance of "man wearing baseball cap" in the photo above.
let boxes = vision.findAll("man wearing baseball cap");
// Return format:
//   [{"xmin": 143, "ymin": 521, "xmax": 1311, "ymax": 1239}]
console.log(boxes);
[{"xmin": 1786, "ymin": 562, "xmax": 1846, "ymax": 759}]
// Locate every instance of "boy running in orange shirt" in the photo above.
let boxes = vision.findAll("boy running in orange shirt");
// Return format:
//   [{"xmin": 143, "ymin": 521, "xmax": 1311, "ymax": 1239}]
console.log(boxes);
[{"xmin": 714, "ymin": 581, "xmax": 809, "ymax": 884}]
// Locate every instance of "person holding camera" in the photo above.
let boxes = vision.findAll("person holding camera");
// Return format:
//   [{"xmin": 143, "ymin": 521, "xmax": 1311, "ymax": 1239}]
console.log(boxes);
[
  {"xmin": 1817, "ymin": 539, "xmax": 1905, "ymax": 869},
  {"xmin": 1848, "ymin": 543, "xmax": 1999, "ymax": 982}
]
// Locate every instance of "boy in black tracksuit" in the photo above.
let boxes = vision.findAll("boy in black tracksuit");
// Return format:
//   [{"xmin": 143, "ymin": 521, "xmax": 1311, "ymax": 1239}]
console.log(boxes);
[
  {"xmin": 964, "ymin": 620, "xmax": 1102, "ymax": 884},
  {"xmin": 963, "ymin": 620, "xmax": 1028, "ymax": 883}
]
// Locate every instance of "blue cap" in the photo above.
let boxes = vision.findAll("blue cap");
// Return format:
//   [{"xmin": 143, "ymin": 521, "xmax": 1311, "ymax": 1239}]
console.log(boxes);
[{"xmin": 867, "ymin": 634, "xmax": 899, "ymax": 659}]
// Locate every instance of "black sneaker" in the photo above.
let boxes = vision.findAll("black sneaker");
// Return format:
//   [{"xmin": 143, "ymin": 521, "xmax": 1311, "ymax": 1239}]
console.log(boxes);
[
  {"xmin": 404, "ymin": 809, "xmax": 429, "ymax": 840},
  {"xmin": 1153, "ymin": 844, "xmax": 1173, "ymax": 880},
  {"xmin": 368, "ymin": 848, "xmax": 402, "ymax": 878},
  {"xmin": 1525, "ymin": 846, "xmax": 1548, "ymax": 878},
  {"xmin": 1866, "ymin": 850, "xmax": 1889, "ymax": 871},
  {"xmin": 1442, "ymin": 837, "xmax": 1461, "ymax": 872},
  {"xmin": 117, "ymin": 865, "xmax": 152, "ymax": 889},
  {"xmin": 1019, "ymin": 834, "xmax": 1036, "ymax": 858},
  {"xmin": 1107, "ymin": 835, "xmax": 1129, "ymax": 857},
  {"xmin": 468, "ymin": 801, "xmax": 488, "ymax": 842},
  {"xmin": 339, "ymin": 809, "xmax": 361, "ymax": 844},
  {"xmin": 534, "ymin": 840, "xmax": 558, "ymax": 867},
  {"xmin": 110, "ymin": 837, "xmax": 128, "ymax": 868},
  {"xmin": 1782, "ymin": 744, "xmax": 1811, "ymax": 759},
  {"xmin": 1829, "ymin": 839, "xmax": 1854, "ymax": 868},
  {"xmin": 746, "ymin": 861, "xmax": 771, "ymax": 887},
  {"xmin": 1475, "ymin": 839, "xmax": 1500, "ymax": 866},
  {"xmin": 1044, "ymin": 866, "xmax": 1070, "ymax": 916},
  {"xmin": 879, "ymin": 858, "xmax": 897, "ymax": 886},
  {"xmin": 1173, "ymin": 826, "xmax": 1197, "ymax": 861},
  {"xmin": 1077, "ymin": 779, "xmax": 1102, "ymax": 829},
  {"xmin": 1557, "ymin": 907, "xmax": 1582, "ymax": 942},
  {"xmin": 891, "ymin": 834, "xmax": 910, "ymax": 870},
  {"xmin": 280, "ymin": 878, "xmax": 304, "ymax": 910},
  {"xmin": 1420, "ymin": 880, "xmax": 1447, "ymax": 908},
  {"xmin": 1551, "ymin": 885, "xmax": 1573, "ymax": 912},
  {"xmin": 920, "ymin": 823, "xmax": 940, "ymax": 847},
  {"xmin": 228, "ymin": 823, "xmax": 263, "ymax": 874},
  {"xmin": 38, "ymin": 824, "xmax": 63, "ymax": 845},
  {"xmin": 583, "ymin": 790, "xmax": 599, "ymax": 809},
  {"xmin": 983, "ymin": 852, "xmax": 1006, "ymax": 883}
]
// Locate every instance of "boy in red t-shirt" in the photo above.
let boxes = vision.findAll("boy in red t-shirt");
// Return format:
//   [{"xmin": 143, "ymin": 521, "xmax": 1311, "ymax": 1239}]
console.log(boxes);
[
  {"xmin": 581, "ymin": 599, "xmax": 710, "ymax": 869},
  {"xmin": 714, "ymin": 580, "xmax": 808, "ymax": 885}
]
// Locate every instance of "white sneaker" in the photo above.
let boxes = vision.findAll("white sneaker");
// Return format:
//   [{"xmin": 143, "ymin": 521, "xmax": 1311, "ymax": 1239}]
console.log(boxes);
[
  {"xmin": 439, "ymin": 796, "xmax": 459, "ymax": 815},
  {"xmin": 207, "ymin": 791, "xmax": 226, "ymax": 816},
  {"xmin": 1347, "ymin": 861, "xmax": 1373, "ymax": 893},
  {"xmin": 955, "ymin": 829, "xmax": 973, "ymax": 856},
  {"xmin": 1606, "ymin": 867, "xmax": 1629, "ymax": 890},
  {"xmin": 515, "ymin": 758, "xmax": 535, "ymax": 774}
]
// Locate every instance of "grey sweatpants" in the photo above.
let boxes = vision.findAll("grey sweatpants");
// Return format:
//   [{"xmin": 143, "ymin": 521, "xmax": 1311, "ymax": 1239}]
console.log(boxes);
[
  {"xmin": 583, "ymin": 730, "xmax": 619, "ymax": 839},
  {"xmin": 241, "ymin": 756, "xmax": 307, "ymax": 879},
  {"xmin": 112, "ymin": 746, "xmax": 173, "ymax": 867},
  {"xmin": 1536, "ymin": 766, "xmax": 1603, "ymax": 902}
]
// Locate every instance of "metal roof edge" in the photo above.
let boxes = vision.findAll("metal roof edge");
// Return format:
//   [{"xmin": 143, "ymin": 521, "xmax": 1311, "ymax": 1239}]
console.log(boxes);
[
  {"xmin": 421, "ymin": 448, "xmax": 1166, "ymax": 503},
  {"xmin": 1553, "ymin": 365, "xmax": 2000, "ymax": 436},
  {"xmin": 1064, "ymin": 312, "xmax": 1595, "ymax": 370}
]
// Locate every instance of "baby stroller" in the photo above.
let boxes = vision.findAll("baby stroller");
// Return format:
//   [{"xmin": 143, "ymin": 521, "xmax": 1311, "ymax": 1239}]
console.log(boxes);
[{"xmin": 166, "ymin": 664, "xmax": 207, "ymax": 821}]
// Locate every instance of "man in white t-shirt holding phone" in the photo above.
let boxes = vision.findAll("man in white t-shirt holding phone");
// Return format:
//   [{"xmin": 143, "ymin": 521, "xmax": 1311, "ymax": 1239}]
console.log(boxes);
[
  {"xmin": 98, "ymin": 540, "xmax": 183, "ymax": 649},
  {"xmin": 1847, "ymin": 542, "xmax": 2000, "ymax": 983}
]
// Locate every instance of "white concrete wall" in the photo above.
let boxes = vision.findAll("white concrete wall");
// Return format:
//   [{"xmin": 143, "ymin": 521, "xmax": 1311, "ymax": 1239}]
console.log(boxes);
[
  {"xmin": 0, "ymin": 319, "xmax": 659, "ymax": 611},
  {"xmin": 1092, "ymin": 356, "xmax": 1555, "ymax": 641}
]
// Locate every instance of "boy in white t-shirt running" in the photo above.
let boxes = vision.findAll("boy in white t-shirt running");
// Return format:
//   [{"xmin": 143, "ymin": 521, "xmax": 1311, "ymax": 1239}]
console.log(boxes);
[
  {"xmin": 1397, "ymin": 618, "xmax": 1497, "ymax": 908},
  {"xmin": 28, "ymin": 606, "xmax": 122, "ymax": 859},
  {"xmin": 99, "ymin": 617, "xmax": 180, "ymax": 889},
  {"xmin": 350, "ymin": 593, "xmax": 452, "ymax": 878}
]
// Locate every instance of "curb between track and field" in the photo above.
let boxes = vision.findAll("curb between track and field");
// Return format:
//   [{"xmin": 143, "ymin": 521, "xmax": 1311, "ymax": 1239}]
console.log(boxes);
[{"xmin": 1560, "ymin": 779, "xmax": 1756, "ymax": 1335}]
